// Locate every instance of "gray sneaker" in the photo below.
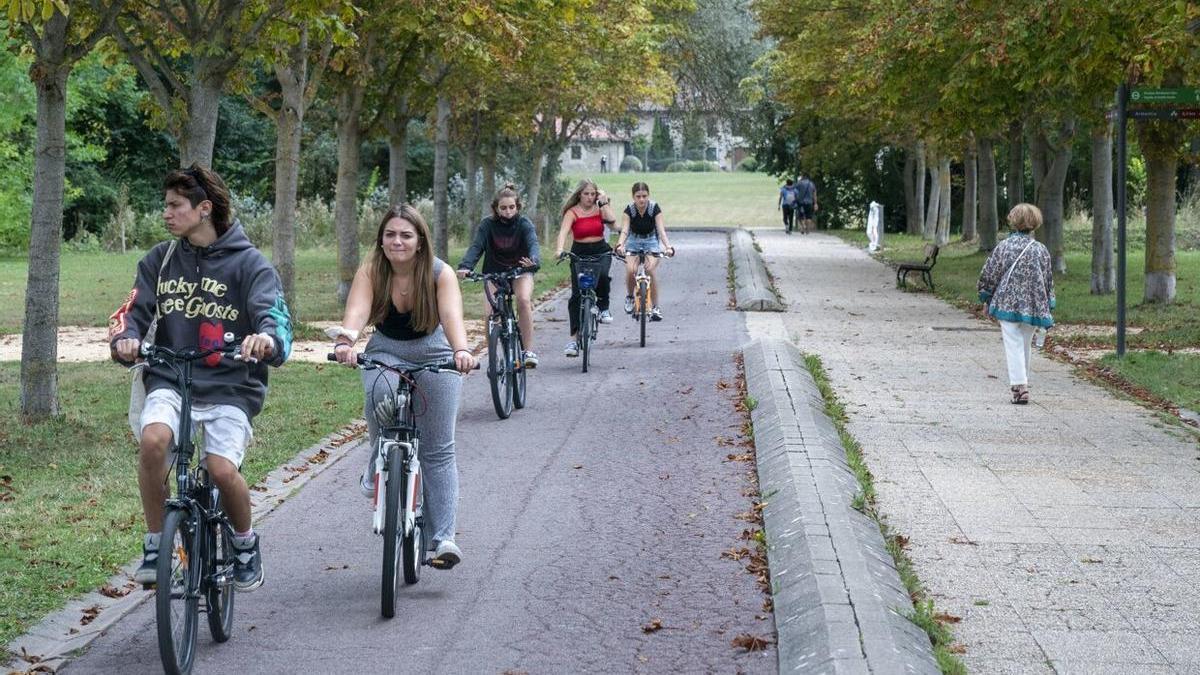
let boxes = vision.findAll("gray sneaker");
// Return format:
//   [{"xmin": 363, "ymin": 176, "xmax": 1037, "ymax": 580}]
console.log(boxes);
[
  {"xmin": 523, "ymin": 351, "xmax": 539, "ymax": 368},
  {"xmin": 232, "ymin": 533, "xmax": 264, "ymax": 591},
  {"xmin": 431, "ymin": 540, "xmax": 462, "ymax": 569},
  {"xmin": 623, "ymin": 296, "xmax": 634, "ymax": 314},
  {"xmin": 134, "ymin": 532, "xmax": 160, "ymax": 585},
  {"xmin": 598, "ymin": 310, "xmax": 614, "ymax": 324},
  {"xmin": 563, "ymin": 340, "xmax": 579, "ymax": 357},
  {"xmin": 359, "ymin": 460, "xmax": 375, "ymax": 499}
]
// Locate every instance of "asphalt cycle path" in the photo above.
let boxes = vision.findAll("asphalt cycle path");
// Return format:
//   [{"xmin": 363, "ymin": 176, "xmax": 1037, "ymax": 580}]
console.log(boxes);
[{"xmin": 64, "ymin": 231, "xmax": 775, "ymax": 674}]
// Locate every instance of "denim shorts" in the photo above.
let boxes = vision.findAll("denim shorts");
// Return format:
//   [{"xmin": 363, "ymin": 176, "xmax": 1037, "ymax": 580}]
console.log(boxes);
[
  {"xmin": 625, "ymin": 233, "xmax": 661, "ymax": 254},
  {"xmin": 139, "ymin": 388, "xmax": 252, "ymax": 468}
]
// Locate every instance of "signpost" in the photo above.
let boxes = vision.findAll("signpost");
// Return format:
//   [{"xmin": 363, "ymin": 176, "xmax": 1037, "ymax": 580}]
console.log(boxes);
[{"xmin": 1114, "ymin": 86, "xmax": 1200, "ymax": 357}]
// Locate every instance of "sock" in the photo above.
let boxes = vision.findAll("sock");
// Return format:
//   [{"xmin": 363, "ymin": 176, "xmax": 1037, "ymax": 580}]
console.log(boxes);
[
  {"xmin": 144, "ymin": 532, "xmax": 161, "ymax": 551},
  {"xmin": 233, "ymin": 530, "xmax": 255, "ymax": 548}
]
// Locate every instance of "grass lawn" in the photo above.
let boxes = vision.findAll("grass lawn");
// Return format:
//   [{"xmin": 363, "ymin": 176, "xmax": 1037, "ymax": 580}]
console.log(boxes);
[
  {"xmin": 0, "ymin": 361, "xmax": 363, "ymax": 652},
  {"xmin": 0, "ymin": 245, "xmax": 573, "ymax": 335},
  {"xmin": 831, "ymin": 229, "xmax": 1200, "ymax": 413},
  {"xmin": 565, "ymin": 171, "xmax": 782, "ymax": 229}
]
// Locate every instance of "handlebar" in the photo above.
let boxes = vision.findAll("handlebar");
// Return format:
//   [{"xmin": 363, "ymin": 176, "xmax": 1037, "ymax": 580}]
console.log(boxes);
[
  {"xmin": 139, "ymin": 332, "xmax": 247, "ymax": 363},
  {"xmin": 463, "ymin": 265, "xmax": 540, "ymax": 282},
  {"xmin": 612, "ymin": 249, "xmax": 674, "ymax": 261},
  {"xmin": 325, "ymin": 353, "xmax": 479, "ymax": 374},
  {"xmin": 557, "ymin": 252, "xmax": 614, "ymax": 264}
]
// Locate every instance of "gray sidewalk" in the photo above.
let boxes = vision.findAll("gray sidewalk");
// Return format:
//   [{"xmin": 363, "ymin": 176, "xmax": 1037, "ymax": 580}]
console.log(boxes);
[{"xmin": 748, "ymin": 231, "xmax": 1200, "ymax": 674}]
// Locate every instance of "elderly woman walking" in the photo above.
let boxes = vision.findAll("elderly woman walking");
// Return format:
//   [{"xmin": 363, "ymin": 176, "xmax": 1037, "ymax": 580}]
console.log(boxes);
[{"xmin": 977, "ymin": 203, "xmax": 1056, "ymax": 404}]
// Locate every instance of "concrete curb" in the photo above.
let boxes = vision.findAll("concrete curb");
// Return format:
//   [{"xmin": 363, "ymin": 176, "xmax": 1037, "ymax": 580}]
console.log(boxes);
[
  {"xmin": 731, "ymin": 229, "xmax": 785, "ymax": 312},
  {"xmin": 3, "ymin": 422, "xmax": 369, "ymax": 673},
  {"xmin": 743, "ymin": 337, "xmax": 938, "ymax": 674}
]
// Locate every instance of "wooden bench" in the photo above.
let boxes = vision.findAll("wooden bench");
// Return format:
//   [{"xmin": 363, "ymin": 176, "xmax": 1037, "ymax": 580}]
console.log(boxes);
[{"xmin": 896, "ymin": 244, "xmax": 939, "ymax": 290}]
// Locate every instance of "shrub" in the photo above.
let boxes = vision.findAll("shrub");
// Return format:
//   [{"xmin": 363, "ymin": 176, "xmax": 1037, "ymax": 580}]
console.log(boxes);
[
  {"xmin": 232, "ymin": 192, "xmax": 274, "ymax": 248},
  {"xmin": 665, "ymin": 161, "xmax": 690, "ymax": 172},
  {"xmin": 737, "ymin": 156, "xmax": 759, "ymax": 172},
  {"xmin": 619, "ymin": 155, "xmax": 643, "ymax": 172},
  {"xmin": 688, "ymin": 160, "xmax": 718, "ymax": 172},
  {"xmin": 295, "ymin": 197, "xmax": 334, "ymax": 248}
]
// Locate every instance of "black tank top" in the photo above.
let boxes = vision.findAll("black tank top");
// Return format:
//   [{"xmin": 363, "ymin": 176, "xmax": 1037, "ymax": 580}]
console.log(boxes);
[
  {"xmin": 374, "ymin": 259, "xmax": 444, "ymax": 341},
  {"xmin": 625, "ymin": 201, "xmax": 660, "ymax": 236}
]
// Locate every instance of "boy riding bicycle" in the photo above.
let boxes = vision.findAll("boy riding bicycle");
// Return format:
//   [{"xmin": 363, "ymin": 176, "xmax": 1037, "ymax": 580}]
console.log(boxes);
[{"xmin": 109, "ymin": 165, "xmax": 292, "ymax": 592}]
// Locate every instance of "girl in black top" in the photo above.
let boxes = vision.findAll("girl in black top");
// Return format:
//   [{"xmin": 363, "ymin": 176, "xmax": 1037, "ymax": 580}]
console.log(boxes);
[
  {"xmin": 614, "ymin": 182, "xmax": 674, "ymax": 320},
  {"xmin": 457, "ymin": 184, "xmax": 542, "ymax": 366}
]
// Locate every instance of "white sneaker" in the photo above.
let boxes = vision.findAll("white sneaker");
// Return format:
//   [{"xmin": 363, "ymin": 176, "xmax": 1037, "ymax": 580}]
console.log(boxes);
[
  {"xmin": 563, "ymin": 340, "xmax": 579, "ymax": 357},
  {"xmin": 431, "ymin": 540, "xmax": 462, "ymax": 569},
  {"xmin": 623, "ymin": 296, "xmax": 634, "ymax": 314},
  {"xmin": 650, "ymin": 307, "xmax": 663, "ymax": 322},
  {"xmin": 359, "ymin": 461, "xmax": 375, "ymax": 499},
  {"xmin": 599, "ymin": 310, "xmax": 614, "ymax": 324},
  {"xmin": 523, "ymin": 351, "xmax": 539, "ymax": 368}
]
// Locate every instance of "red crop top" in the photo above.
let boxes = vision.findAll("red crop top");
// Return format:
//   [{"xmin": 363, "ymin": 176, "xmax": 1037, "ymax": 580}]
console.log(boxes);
[{"xmin": 571, "ymin": 208, "xmax": 605, "ymax": 239}]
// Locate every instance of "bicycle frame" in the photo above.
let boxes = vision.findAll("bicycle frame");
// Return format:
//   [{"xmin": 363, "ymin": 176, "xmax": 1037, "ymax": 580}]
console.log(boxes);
[{"xmin": 370, "ymin": 378, "xmax": 420, "ymax": 537}]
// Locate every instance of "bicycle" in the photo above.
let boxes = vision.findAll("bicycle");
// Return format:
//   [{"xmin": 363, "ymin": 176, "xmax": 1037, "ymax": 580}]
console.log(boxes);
[
  {"xmin": 138, "ymin": 334, "xmax": 246, "ymax": 675},
  {"xmin": 464, "ymin": 265, "xmax": 538, "ymax": 419},
  {"xmin": 326, "ymin": 353, "xmax": 474, "ymax": 618},
  {"xmin": 558, "ymin": 251, "xmax": 612, "ymax": 373},
  {"xmin": 613, "ymin": 248, "xmax": 672, "ymax": 348}
]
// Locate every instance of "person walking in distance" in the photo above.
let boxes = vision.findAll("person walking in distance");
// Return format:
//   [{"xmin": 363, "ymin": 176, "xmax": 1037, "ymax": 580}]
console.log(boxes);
[
  {"xmin": 457, "ymin": 184, "xmax": 541, "ymax": 367},
  {"xmin": 778, "ymin": 178, "xmax": 798, "ymax": 234},
  {"xmin": 109, "ymin": 164, "xmax": 293, "ymax": 591},
  {"xmin": 331, "ymin": 204, "xmax": 478, "ymax": 568},
  {"xmin": 555, "ymin": 179, "xmax": 618, "ymax": 357},
  {"xmin": 977, "ymin": 203, "xmax": 1055, "ymax": 405},
  {"xmin": 795, "ymin": 172, "xmax": 818, "ymax": 234}
]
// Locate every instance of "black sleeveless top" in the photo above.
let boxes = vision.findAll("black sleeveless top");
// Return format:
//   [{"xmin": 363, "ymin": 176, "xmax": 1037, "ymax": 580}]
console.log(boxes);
[
  {"xmin": 375, "ymin": 259, "xmax": 444, "ymax": 341},
  {"xmin": 625, "ymin": 201, "xmax": 661, "ymax": 236}
]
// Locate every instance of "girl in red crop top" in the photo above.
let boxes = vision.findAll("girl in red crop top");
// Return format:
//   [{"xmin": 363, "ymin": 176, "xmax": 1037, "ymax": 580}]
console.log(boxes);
[{"xmin": 554, "ymin": 178, "xmax": 617, "ymax": 356}]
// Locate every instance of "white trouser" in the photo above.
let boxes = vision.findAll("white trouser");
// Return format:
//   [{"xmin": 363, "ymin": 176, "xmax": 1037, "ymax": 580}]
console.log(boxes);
[{"xmin": 999, "ymin": 320, "xmax": 1037, "ymax": 386}]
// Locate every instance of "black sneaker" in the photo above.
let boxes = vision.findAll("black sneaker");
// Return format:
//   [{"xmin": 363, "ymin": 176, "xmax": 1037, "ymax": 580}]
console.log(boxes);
[
  {"xmin": 134, "ymin": 533, "xmax": 159, "ymax": 585},
  {"xmin": 232, "ymin": 534, "xmax": 264, "ymax": 591}
]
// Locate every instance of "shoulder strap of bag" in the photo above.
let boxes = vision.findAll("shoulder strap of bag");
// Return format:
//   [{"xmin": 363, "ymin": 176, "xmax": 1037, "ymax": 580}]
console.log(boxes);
[
  {"xmin": 996, "ymin": 238, "xmax": 1036, "ymax": 297},
  {"xmin": 146, "ymin": 239, "xmax": 178, "ymax": 339}
]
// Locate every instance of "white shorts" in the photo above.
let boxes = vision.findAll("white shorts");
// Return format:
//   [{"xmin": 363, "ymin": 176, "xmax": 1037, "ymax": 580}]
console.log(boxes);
[{"xmin": 138, "ymin": 388, "xmax": 252, "ymax": 468}]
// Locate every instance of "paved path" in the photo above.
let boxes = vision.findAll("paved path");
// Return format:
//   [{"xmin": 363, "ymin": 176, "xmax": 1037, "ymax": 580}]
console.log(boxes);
[
  {"xmin": 62, "ymin": 232, "xmax": 776, "ymax": 674},
  {"xmin": 748, "ymin": 231, "xmax": 1200, "ymax": 674}
]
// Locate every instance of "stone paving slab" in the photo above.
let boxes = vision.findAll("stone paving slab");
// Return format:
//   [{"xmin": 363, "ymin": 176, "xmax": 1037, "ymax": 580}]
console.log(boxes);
[
  {"xmin": 747, "ymin": 231, "xmax": 1200, "ymax": 674},
  {"xmin": 743, "ymin": 337, "xmax": 939, "ymax": 674}
]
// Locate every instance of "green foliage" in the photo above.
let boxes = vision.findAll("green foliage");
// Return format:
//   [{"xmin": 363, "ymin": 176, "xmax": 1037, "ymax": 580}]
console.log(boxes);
[
  {"xmin": 619, "ymin": 155, "xmax": 643, "ymax": 172},
  {"xmin": 649, "ymin": 116, "xmax": 675, "ymax": 169},
  {"xmin": 736, "ymin": 156, "xmax": 758, "ymax": 172},
  {"xmin": 0, "ymin": 37, "xmax": 34, "ymax": 250}
]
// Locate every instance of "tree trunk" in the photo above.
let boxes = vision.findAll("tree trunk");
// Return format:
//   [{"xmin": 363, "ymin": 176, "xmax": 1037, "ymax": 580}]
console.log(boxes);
[
  {"xmin": 334, "ymin": 84, "xmax": 364, "ymax": 306},
  {"xmin": 962, "ymin": 137, "xmax": 978, "ymax": 242},
  {"xmin": 911, "ymin": 139, "xmax": 925, "ymax": 235},
  {"xmin": 526, "ymin": 130, "xmax": 549, "ymax": 242},
  {"xmin": 936, "ymin": 156, "xmax": 951, "ymax": 245},
  {"xmin": 432, "ymin": 93, "xmax": 451, "ymax": 260},
  {"xmin": 21, "ymin": 22, "xmax": 71, "ymax": 423},
  {"xmin": 1007, "ymin": 119, "xmax": 1024, "ymax": 209},
  {"xmin": 480, "ymin": 130, "xmax": 496, "ymax": 222},
  {"xmin": 1029, "ymin": 126, "xmax": 1047, "ymax": 206},
  {"xmin": 1031, "ymin": 121, "xmax": 1073, "ymax": 274},
  {"xmin": 903, "ymin": 144, "xmax": 918, "ymax": 235},
  {"xmin": 387, "ymin": 122, "xmax": 409, "ymax": 208},
  {"xmin": 1139, "ymin": 122, "xmax": 1182, "ymax": 303},
  {"xmin": 1090, "ymin": 122, "xmax": 1115, "ymax": 294},
  {"xmin": 977, "ymin": 137, "xmax": 999, "ymax": 251},
  {"xmin": 180, "ymin": 65, "xmax": 224, "ymax": 168},
  {"xmin": 923, "ymin": 147, "xmax": 940, "ymax": 240},
  {"xmin": 271, "ymin": 31, "xmax": 307, "ymax": 317}
]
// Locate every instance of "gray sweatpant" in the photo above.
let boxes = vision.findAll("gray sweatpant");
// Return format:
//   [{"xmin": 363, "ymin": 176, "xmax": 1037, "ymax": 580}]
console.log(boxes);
[{"xmin": 361, "ymin": 327, "xmax": 462, "ymax": 546}]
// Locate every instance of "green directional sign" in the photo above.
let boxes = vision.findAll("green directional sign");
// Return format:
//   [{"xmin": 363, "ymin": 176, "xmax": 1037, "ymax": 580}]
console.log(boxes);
[{"xmin": 1129, "ymin": 87, "xmax": 1200, "ymax": 105}]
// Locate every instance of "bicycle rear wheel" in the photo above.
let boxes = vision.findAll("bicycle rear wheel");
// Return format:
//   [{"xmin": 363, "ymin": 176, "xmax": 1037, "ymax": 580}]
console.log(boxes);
[
  {"xmin": 512, "ymin": 327, "xmax": 527, "ymax": 409},
  {"xmin": 205, "ymin": 516, "xmax": 235, "ymax": 643},
  {"xmin": 381, "ymin": 445, "xmax": 402, "ymax": 618},
  {"xmin": 487, "ymin": 322, "xmax": 513, "ymax": 419},
  {"xmin": 638, "ymin": 282, "xmax": 649, "ymax": 348},
  {"xmin": 580, "ymin": 296, "xmax": 593, "ymax": 373},
  {"xmin": 156, "ymin": 508, "xmax": 200, "ymax": 675},
  {"xmin": 402, "ymin": 459, "xmax": 422, "ymax": 585}
]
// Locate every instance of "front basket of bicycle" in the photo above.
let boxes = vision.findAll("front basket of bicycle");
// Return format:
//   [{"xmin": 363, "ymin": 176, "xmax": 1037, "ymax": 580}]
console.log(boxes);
[{"xmin": 574, "ymin": 259, "xmax": 607, "ymax": 290}]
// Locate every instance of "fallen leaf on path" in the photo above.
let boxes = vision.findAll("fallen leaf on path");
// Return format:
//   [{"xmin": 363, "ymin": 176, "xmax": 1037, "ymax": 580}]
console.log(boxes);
[
  {"xmin": 642, "ymin": 618, "xmax": 664, "ymax": 633},
  {"xmin": 731, "ymin": 634, "xmax": 772, "ymax": 651},
  {"xmin": 99, "ymin": 583, "xmax": 131, "ymax": 598},
  {"xmin": 308, "ymin": 450, "xmax": 330, "ymax": 464},
  {"xmin": 80, "ymin": 604, "xmax": 101, "ymax": 626},
  {"xmin": 933, "ymin": 612, "xmax": 962, "ymax": 624}
]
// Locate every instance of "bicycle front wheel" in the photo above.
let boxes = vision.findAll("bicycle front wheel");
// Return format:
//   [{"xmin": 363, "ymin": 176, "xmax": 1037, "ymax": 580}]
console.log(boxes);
[
  {"xmin": 580, "ymin": 297, "xmax": 593, "ymax": 374},
  {"xmin": 487, "ymin": 323, "xmax": 513, "ymax": 419},
  {"xmin": 205, "ymin": 517, "xmax": 235, "ymax": 643},
  {"xmin": 381, "ymin": 445, "xmax": 403, "ymax": 618},
  {"xmin": 156, "ymin": 508, "xmax": 201, "ymax": 675},
  {"xmin": 512, "ymin": 326, "xmax": 527, "ymax": 410},
  {"xmin": 638, "ymin": 282, "xmax": 649, "ymax": 348}
]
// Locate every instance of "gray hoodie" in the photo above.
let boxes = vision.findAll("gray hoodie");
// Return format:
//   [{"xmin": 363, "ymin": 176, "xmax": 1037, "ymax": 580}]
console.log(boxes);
[{"xmin": 108, "ymin": 223, "xmax": 293, "ymax": 418}]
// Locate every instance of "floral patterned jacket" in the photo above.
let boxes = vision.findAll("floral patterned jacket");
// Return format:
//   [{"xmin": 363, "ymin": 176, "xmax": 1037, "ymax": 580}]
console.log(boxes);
[{"xmin": 977, "ymin": 232, "xmax": 1056, "ymax": 328}]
